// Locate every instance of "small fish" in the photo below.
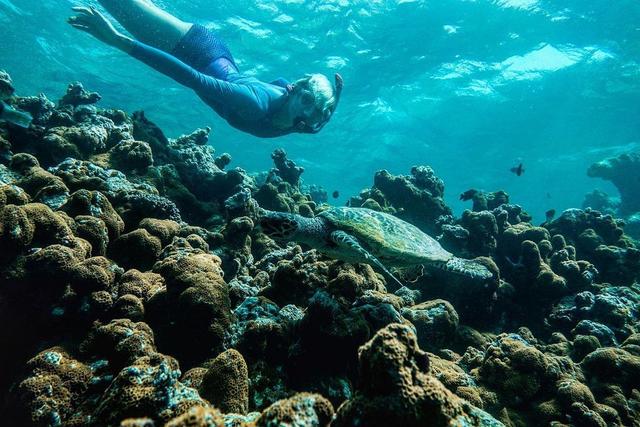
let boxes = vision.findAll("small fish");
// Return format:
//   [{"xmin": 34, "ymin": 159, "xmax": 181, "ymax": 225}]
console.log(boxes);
[
  {"xmin": 510, "ymin": 163, "xmax": 525, "ymax": 176},
  {"xmin": 0, "ymin": 101, "xmax": 32, "ymax": 128},
  {"xmin": 332, "ymin": 190, "xmax": 340, "ymax": 199},
  {"xmin": 459, "ymin": 189, "xmax": 478, "ymax": 201},
  {"xmin": 545, "ymin": 209, "xmax": 556, "ymax": 222}
]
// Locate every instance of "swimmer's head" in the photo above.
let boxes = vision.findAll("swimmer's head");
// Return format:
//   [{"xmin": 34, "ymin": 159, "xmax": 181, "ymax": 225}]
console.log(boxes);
[{"xmin": 289, "ymin": 73, "xmax": 343, "ymax": 133}]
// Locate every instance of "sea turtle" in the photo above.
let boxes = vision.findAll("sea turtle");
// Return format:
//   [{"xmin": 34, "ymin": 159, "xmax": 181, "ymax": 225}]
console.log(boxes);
[{"xmin": 258, "ymin": 207, "xmax": 493, "ymax": 287}]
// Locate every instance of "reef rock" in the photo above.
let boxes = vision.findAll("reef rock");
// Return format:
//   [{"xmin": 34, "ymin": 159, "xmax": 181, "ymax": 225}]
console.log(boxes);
[
  {"xmin": 588, "ymin": 151, "xmax": 640, "ymax": 215},
  {"xmin": 350, "ymin": 166, "xmax": 452, "ymax": 235},
  {"xmin": 333, "ymin": 323, "xmax": 502, "ymax": 427}
]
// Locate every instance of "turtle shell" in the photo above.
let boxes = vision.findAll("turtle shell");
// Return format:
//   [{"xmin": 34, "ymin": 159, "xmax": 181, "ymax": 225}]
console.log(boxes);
[{"xmin": 319, "ymin": 207, "xmax": 452, "ymax": 266}]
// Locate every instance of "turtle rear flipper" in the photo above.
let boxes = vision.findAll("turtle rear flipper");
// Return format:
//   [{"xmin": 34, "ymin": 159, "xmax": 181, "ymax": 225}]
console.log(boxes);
[
  {"xmin": 432, "ymin": 257, "xmax": 494, "ymax": 280},
  {"xmin": 330, "ymin": 230, "xmax": 404, "ymax": 289}
]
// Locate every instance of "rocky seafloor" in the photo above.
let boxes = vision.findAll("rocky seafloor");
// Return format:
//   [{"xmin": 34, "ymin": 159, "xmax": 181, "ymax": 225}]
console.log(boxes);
[{"xmin": 0, "ymin": 72, "xmax": 639, "ymax": 427}]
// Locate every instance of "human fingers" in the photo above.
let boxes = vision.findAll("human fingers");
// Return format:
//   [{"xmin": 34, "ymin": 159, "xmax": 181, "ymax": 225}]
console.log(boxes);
[
  {"xmin": 68, "ymin": 14, "xmax": 93, "ymax": 27},
  {"xmin": 71, "ymin": 6, "xmax": 94, "ymax": 15},
  {"xmin": 69, "ymin": 21, "xmax": 91, "ymax": 32}
]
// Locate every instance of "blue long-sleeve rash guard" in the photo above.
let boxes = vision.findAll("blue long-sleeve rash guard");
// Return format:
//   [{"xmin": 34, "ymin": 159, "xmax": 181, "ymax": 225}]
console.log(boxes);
[{"xmin": 129, "ymin": 40, "xmax": 292, "ymax": 138}]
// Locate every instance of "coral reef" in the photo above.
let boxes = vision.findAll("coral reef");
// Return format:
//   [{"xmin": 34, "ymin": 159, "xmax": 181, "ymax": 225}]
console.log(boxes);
[
  {"xmin": 349, "ymin": 165, "xmax": 452, "ymax": 234},
  {"xmin": 587, "ymin": 151, "xmax": 640, "ymax": 215},
  {"xmin": 198, "ymin": 349, "xmax": 249, "ymax": 414},
  {"xmin": 2, "ymin": 76, "xmax": 640, "ymax": 427},
  {"xmin": 546, "ymin": 208, "xmax": 639, "ymax": 285},
  {"xmin": 149, "ymin": 237, "xmax": 232, "ymax": 364},
  {"xmin": 585, "ymin": 151, "xmax": 640, "ymax": 241},
  {"xmin": 333, "ymin": 323, "xmax": 501, "ymax": 427},
  {"xmin": 253, "ymin": 148, "xmax": 316, "ymax": 216}
]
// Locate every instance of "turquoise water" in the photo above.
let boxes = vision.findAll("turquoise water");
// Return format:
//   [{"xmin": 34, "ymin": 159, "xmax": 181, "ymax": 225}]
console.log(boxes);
[{"xmin": 2, "ymin": 0, "xmax": 639, "ymax": 219}]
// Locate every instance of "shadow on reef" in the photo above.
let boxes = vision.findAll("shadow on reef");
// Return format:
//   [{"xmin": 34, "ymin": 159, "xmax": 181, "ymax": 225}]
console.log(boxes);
[{"xmin": 0, "ymin": 74, "xmax": 639, "ymax": 426}]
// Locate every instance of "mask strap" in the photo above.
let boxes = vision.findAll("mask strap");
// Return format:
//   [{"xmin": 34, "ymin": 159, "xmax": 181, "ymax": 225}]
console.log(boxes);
[{"xmin": 334, "ymin": 73, "xmax": 344, "ymax": 108}]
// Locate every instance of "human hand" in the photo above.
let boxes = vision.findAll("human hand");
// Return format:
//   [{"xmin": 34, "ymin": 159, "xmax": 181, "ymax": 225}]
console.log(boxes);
[{"xmin": 68, "ymin": 6, "xmax": 127, "ymax": 49}]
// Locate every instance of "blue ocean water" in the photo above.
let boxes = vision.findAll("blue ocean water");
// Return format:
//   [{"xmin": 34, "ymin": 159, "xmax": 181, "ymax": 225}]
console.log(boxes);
[{"xmin": 2, "ymin": 0, "xmax": 639, "ymax": 220}]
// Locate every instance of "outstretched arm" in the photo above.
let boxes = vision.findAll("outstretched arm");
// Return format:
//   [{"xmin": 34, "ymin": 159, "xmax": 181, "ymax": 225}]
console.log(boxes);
[
  {"xmin": 69, "ymin": 6, "xmax": 202, "ymax": 88},
  {"xmin": 127, "ymin": 39, "xmax": 224, "ymax": 92},
  {"xmin": 68, "ymin": 6, "xmax": 132, "ymax": 52},
  {"xmin": 68, "ymin": 6, "xmax": 258, "ymax": 112}
]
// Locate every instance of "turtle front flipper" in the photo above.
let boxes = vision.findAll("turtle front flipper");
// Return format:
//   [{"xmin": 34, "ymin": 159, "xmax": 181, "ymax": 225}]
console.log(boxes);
[
  {"xmin": 431, "ymin": 257, "xmax": 494, "ymax": 280},
  {"xmin": 330, "ymin": 230, "xmax": 405, "ymax": 289}
]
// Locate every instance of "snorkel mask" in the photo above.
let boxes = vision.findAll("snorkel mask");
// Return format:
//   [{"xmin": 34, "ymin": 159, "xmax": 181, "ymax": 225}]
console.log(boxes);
[{"xmin": 293, "ymin": 73, "xmax": 343, "ymax": 134}]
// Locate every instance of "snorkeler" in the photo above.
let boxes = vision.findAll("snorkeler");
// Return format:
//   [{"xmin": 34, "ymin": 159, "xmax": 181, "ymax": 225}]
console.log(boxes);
[{"xmin": 68, "ymin": 1, "xmax": 343, "ymax": 138}]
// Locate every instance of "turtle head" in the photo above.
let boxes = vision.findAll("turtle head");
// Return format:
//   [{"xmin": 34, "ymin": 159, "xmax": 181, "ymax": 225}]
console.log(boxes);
[{"xmin": 258, "ymin": 210, "xmax": 301, "ymax": 240}]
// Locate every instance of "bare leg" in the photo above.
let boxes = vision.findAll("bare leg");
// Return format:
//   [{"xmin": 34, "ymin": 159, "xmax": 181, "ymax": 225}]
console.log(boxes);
[{"xmin": 98, "ymin": 0, "xmax": 192, "ymax": 52}]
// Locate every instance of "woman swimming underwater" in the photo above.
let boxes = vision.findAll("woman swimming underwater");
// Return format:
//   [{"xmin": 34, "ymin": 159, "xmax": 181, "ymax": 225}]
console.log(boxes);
[{"xmin": 68, "ymin": 0, "xmax": 343, "ymax": 138}]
